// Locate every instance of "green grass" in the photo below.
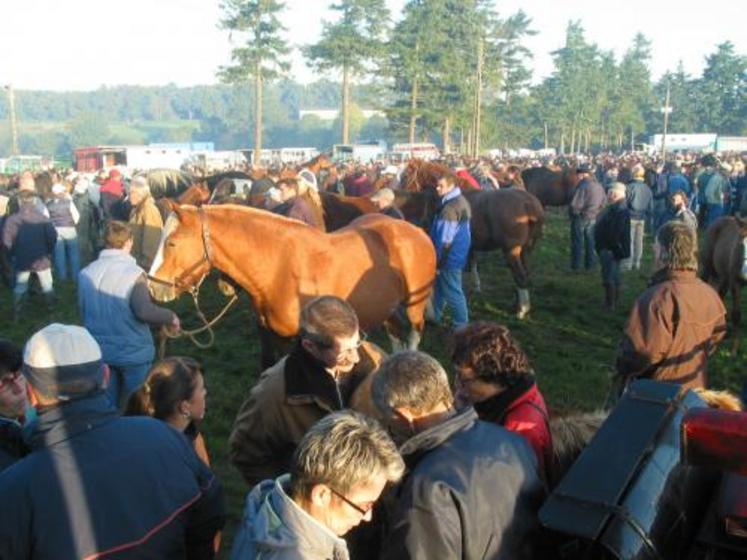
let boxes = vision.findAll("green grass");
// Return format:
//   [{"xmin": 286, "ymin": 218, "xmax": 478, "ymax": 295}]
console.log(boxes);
[{"xmin": 3, "ymin": 209, "xmax": 746, "ymax": 556}]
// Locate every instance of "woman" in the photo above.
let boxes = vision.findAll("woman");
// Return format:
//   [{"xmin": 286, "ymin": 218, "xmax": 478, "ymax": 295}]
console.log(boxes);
[
  {"xmin": 273, "ymin": 175, "xmax": 325, "ymax": 231},
  {"xmin": 47, "ymin": 182, "xmax": 81, "ymax": 282},
  {"xmin": 452, "ymin": 321, "xmax": 551, "ymax": 480},
  {"xmin": 125, "ymin": 357, "xmax": 210, "ymax": 465}
]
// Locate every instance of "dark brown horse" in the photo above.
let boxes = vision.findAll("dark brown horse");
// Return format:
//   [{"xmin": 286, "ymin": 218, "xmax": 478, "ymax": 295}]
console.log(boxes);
[
  {"xmin": 148, "ymin": 204, "xmax": 436, "ymax": 368},
  {"xmin": 155, "ymin": 182, "xmax": 211, "ymax": 222},
  {"xmin": 521, "ymin": 166, "xmax": 577, "ymax": 207},
  {"xmin": 701, "ymin": 215, "xmax": 747, "ymax": 353},
  {"xmin": 321, "ymin": 192, "xmax": 378, "ymax": 232},
  {"xmin": 400, "ymin": 160, "xmax": 545, "ymax": 318}
]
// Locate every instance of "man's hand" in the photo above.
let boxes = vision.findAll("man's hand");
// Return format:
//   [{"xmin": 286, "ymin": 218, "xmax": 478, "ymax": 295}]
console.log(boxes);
[{"xmin": 167, "ymin": 314, "xmax": 181, "ymax": 335}]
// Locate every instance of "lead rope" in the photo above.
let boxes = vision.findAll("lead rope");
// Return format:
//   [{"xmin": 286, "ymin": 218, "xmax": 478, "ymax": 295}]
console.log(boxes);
[{"xmin": 157, "ymin": 287, "xmax": 239, "ymax": 357}]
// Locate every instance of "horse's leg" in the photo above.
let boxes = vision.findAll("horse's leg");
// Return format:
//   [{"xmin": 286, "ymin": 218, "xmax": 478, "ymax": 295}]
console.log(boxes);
[
  {"xmin": 468, "ymin": 250, "xmax": 481, "ymax": 293},
  {"xmin": 731, "ymin": 282, "xmax": 741, "ymax": 355},
  {"xmin": 506, "ymin": 246, "xmax": 531, "ymax": 319}
]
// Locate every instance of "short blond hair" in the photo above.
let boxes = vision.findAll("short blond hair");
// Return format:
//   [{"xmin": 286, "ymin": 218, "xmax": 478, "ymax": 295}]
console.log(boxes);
[{"xmin": 290, "ymin": 411, "xmax": 404, "ymax": 500}]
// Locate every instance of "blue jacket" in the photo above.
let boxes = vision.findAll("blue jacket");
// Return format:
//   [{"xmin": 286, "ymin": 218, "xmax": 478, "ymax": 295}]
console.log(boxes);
[
  {"xmin": 0, "ymin": 394, "xmax": 225, "ymax": 560},
  {"xmin": 430, "ymin": 188, "xmax": 471, "ymax": 270},
  {"xmin": 667, "ymin": 173, "xmax": 690, "ymax": 197},
  {"xmin": 1, "ymin": 205, "xmax": 57, "ymax": 272},
  {"xmin": 381, "ymin": 408, "xmax": 544, "ymax": 560},
  {"xmin": 79, "ymin": 249, "xmax": 155, "ymax": 366}
]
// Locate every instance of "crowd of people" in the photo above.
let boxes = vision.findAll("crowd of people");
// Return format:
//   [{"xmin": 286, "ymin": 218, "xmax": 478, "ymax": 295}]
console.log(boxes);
[{"xmin": 0, "ymin": 148, "xmax": 744, "ymax": 559}]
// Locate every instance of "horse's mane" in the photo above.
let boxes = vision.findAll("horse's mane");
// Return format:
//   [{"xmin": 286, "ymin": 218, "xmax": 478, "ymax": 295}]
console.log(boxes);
[{"xmin": 547, "ymin": 410, "xmax": 608, "ymax": 489}]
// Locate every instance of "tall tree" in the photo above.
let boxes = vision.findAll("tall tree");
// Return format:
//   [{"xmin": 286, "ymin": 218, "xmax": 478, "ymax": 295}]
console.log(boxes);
[
  {"xmin": 219, "ymin": 0, "xmax": 290, "ymax": 160},
  {"xmin": 695, "ymin": 41, "xmax": 747, "ymax": 134},
  {"xmin": 304, "ymin": 0, "xmax": 390, "ymax": 144}
]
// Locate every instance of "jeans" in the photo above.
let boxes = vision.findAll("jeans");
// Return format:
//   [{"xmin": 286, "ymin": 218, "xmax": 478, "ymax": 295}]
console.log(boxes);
[
  {"xmin": 705, "ymin": 203, "xmax": 724, "ymax": 228},
  {"xmin": 54, "ymin": 227, "xmax": 81, "ymax": 281},
  {"xmin": 107, "ymin": 362, "xmax": 151, "ymax": 409},
  {"xmin": 570, "ymin": 216, "xmax": 596, "ymax": 270},
  {"xmin": 599, "ymin": 250, "xmax": 621, "ymax": 286},
  {"xmin": 14, "ymin": 268, "xmax": 54, "ymax": 297},
  {"xmin": 432, "ymin": 269, "xmax": 469, "ymax": 328}
]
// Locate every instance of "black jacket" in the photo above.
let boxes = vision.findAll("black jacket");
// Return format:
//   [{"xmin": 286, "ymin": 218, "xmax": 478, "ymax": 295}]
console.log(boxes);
[
  {"xmin": 382, "ymin": 407, "xmax": 545, "ymax": 560},
  {"xmin": 0, "ymin": 393, "xmax": 225, "ymax": 560},
  {"xmin": 594, "ymin": 200, "xmax": 631, "ymax": 260},
  {"xmin": 0, "ymin": 416, "xmax": 28, "ymax": 473}
]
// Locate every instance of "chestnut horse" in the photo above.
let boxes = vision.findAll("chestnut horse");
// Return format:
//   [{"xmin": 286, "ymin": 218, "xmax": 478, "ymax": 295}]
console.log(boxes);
[
  {"xmin": 148, "ymin": 204, "xmax": 436, "ymax": 368},
  {"xmin": 401, "ymin": 160, "xmax": 545, "ymax": 318},
  {"xmin": 701, "ymin": 216, "xmax": 747, "ymax": 353}
]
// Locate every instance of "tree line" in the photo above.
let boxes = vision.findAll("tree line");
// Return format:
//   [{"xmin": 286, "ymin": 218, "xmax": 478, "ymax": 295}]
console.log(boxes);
[{"xmin": 0, "ymin": 0, "xmax": 745, "ymax": 158}]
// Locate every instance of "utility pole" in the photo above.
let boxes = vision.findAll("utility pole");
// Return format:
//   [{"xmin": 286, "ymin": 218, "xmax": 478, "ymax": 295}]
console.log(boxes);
[
  {"xmin": 660, "ymin": 80, "xmax": 672, "ymax": 159},
  {"xmin": 5, "ymin": 84, "xmax": 19, "ymax": 155}
]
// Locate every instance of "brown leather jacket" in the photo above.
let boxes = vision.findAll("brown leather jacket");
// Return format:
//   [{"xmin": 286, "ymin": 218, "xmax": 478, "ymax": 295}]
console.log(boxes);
[
  {"xmin": 615, "ymin": 269, "xmax": 726, "ymax": 392},
  {"xmin": 229, "ymin": 341, "xmax": 385, "ymax": 487}
]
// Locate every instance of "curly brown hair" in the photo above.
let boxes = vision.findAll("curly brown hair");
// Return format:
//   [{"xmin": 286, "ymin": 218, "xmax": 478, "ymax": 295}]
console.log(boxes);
[{"xmin": 451, "ymin": 322, "xmax": 533, "ymax": 387}]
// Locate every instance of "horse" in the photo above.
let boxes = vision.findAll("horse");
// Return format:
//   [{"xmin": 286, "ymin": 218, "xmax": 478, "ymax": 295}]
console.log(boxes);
[
  {"xmin": 400, "ymin": 160, "xmax": 545, "ymax": 318},
  {"xmin": 521, "ymin": 166, "xmax": 577, "ymax": 207},
  {"xmin": 148, "ymin": 204, "xmax": 436, "ymax": 368},
  {"xmin": 144, "ymin": 168, "xmax": 195, "ymax": 198},
  {"xmin": 701, "ymin": 215, "xmax": 747, "ymax": 353},
  {"xmin": 155, "ymin": 182, "xmax": 211, "ymax": 222},
  {"xmin": 320, "ymin": 192, "xmax": 378, "ymax": 232}
]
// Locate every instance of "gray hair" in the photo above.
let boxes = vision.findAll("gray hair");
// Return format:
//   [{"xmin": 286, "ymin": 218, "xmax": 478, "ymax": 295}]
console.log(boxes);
[
  {"xmin": 290, "ymin": 410, "xmax": 404, "ymax": 500},
  {"xmin": 372, "ymin": 351, "xmax": 453, "ymax": 417},
  {"xmin": 130, "ymin": 176, "xmax": 151, "ymax": 196}
]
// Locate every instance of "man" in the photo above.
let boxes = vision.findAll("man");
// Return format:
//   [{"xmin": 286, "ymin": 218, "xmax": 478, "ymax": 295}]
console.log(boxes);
[
  {"xmin": 663, "ymin": 191, "xmax": 698, "ymax": 231},
  {"xmin": 624, "ymin": 166, "xmax": 653, "ymax": 271},
  {"xmin": 569, "ymin": 163, "xmax": 606, "ymax": 271},
  {"xmin": 594, "ymin": 183, "xmax": 631, "ymax": 310},
  {"xmin": 128, "ymin": 175, "xmax": 164, "ymax": 269},
  {"xmin": 99, "ymin": 168, "xmax": 125, "ymax": 220},
  {"xmin": 2, "ymin": 190, "xmax": 58, "ymax": 320},
  {"xmin": 614, "ymin": 221, "xmax": 726, "ymax": 395},
  {"xmin": 0, "ymin": 339, "xmax": 29, "ymax": 472},
  {"xmin": 230, "ymin": 296, "xmax": 385, "ymax": 487},
  {"xmin": 370, "ymin": 187, "xmax": 404, "ymax": 219},
  {"xmin": 373, "ymin": 351, "xmax": 544, "ymax": 559},
  {"xmin": 666, "ymin": 160, "xmax": 691, "ymax": 199},
  {"xmin": 0, "ymin": 324, "xmax": 225, "ymax": 559},
  {"xmin": 231, "ymin": 411, "xmax": 404, "ymax": 559},
  {"xmin": 698, "ymin": 161, "xmax": 730, "ymax": 228},
  {"xmin": 79, "ymin": 220, "xmax": 180, "ymax": 408},
  {"xmin": 430, "ymin": 173, "xmax": 471, "ymax": 329}
]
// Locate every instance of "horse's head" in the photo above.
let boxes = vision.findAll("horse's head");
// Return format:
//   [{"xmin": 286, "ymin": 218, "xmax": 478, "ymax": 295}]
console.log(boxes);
[{"xmin": 148, "ymin": 204, "xmax": 213, "ymax": 302}]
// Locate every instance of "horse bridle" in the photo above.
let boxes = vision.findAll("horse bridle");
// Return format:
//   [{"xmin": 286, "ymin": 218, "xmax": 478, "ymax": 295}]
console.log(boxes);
[{"xmin": 148, "ymin": 206, "xmax": 213, "ymax": 294}]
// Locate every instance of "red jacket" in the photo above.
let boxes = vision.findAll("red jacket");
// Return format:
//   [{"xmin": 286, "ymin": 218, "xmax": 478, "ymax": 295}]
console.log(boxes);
[
  {"xmin": 456, "ymin": 169, "xmax": 480, "ymax": 190},
  {"xmin": 501, "ymin": 384, "xmax": 552, "ymax": 480},
  {"xmin": 99, "ymin": 178, "xmax": 124, "ymax": 197}
]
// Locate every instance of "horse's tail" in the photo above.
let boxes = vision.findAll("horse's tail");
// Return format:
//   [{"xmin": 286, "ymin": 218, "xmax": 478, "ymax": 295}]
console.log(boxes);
[{"xmin": 524, "ymin": 194, "xmax": 545, "ymax": 254}]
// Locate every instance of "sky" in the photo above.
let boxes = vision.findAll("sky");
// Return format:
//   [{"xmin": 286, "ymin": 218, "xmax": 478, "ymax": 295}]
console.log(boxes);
[{"xmin": 2, "ymin": 0, "xmax": 745, "ymax": 92}]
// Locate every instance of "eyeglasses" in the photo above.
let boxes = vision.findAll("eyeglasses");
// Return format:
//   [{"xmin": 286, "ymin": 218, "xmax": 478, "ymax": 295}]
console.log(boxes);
[
  {"xmin": 0, "ymin": 371, "xmax": 21, "ymax": 391},
  {"xmin": 329, "ymin": 487, "xmax": 375, "ymax": 516}
]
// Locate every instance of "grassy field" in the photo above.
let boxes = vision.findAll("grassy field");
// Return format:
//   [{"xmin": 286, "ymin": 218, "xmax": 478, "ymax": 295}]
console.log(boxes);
[{"xmin": 2, "ymin": 209, "xmax": 745, "ymax": 556}]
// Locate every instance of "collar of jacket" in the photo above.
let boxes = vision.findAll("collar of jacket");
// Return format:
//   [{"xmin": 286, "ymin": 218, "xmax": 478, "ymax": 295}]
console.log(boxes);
[
  {"xmin": 649, "ymin": 268, "xmax": 698, "ymax": 286},
  {"xmin": 441, "ymin": 187, "xmax": 462, "ymax": 204},
  {"xmin": 399, "ymin": 406, "xmax": 478, "ymax": 466},
  {"xmin": 283, "ymin": 342, "xmax": 371, "ymax": 412},
  {"xmin": 473, "ymin": 377, "xmax": 535, "ymax": 423},
  {"xmin": 28, "ymin": 392, "xmax": 118, "ymax": 450}
]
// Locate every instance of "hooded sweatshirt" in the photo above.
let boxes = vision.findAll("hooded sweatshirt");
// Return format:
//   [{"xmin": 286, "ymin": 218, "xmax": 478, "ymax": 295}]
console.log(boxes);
[{"xmin": 231, "ymin": 475, "xmax": 350, "ymax": 560}]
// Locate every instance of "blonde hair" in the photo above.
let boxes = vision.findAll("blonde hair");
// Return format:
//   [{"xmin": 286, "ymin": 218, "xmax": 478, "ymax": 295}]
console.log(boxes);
[{"xmin": 290, "ymin": 411, "xmax": 404, "ymax": 500}]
